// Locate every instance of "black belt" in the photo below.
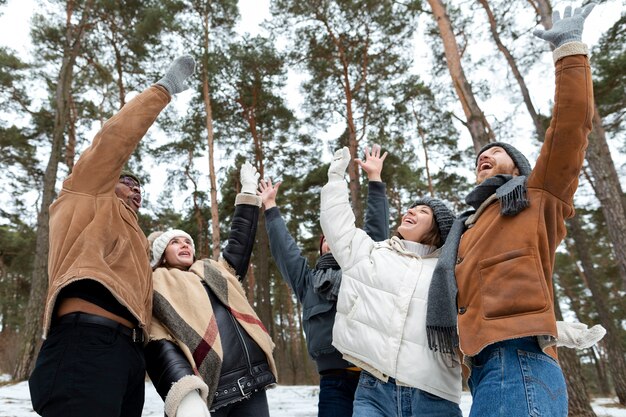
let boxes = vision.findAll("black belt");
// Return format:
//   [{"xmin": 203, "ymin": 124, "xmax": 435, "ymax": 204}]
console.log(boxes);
[
  {"xmin": 319, "ymin": 368, "xmax": 361, "ymax": 378},
  {"xmin": 55, "ymin": 312, "xmax": 144, "ymax": 344},
  {"xmin": 214, "ymin": 376, "xmax": 256, "ymax": 401}
]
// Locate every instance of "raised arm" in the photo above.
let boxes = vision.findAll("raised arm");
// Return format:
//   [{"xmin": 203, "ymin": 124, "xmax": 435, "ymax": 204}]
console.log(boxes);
[
  {"xmin": 260, "ymin": 178, "xmax": 310, "ymax": 301},
  {"xmin": 66, "ymin": 56, "xmax": 194, "ymax": 195},
  {"xmin": 530, "ymin": 4, "xmax": 595, "ymax": 205},
  {"xmin": 356, "ymin": 145, "xmax": 390, "ymax": 242},
  {"xmin": 320, "ymin": 147, "xmax": 375, "ymax": 270},
  {"xmin": 222, "ymin": 161, "xmax": 261, "ymax": 280}
]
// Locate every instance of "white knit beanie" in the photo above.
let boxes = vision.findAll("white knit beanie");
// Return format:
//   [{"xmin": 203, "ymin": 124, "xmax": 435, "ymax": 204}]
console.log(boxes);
[{"xmin": 150, "ymin": 229, "xmax": 196, "ymax": 268}]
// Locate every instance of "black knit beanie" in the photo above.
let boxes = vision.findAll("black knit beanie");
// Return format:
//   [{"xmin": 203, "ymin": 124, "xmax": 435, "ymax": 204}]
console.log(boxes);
[
  {"xmin": 476, "ymin": 142, "xmax": 532, "ymax": 176},
  {"xmin": 410, "ymin": 197, "xmax": 455, "ymax": 246}
]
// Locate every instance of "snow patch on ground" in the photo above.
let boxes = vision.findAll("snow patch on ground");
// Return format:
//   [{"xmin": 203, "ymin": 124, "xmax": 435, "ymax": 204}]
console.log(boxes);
[{"xmin": 1, "ymin": 376, "xmax": 625, "ymax": 417}]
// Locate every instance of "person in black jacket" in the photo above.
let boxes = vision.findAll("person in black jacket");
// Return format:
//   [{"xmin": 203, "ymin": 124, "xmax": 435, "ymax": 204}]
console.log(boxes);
[
  {"xmin": 258, "ymin": 145, "xmax": 389, "ymax": 417},
  {"xmin": 144, "ymin": 162, "xmax": 276, "ymax": 417}
]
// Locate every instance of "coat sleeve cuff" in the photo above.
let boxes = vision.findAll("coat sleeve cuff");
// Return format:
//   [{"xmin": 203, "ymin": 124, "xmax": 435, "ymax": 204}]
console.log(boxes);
[
  {"xmin": 235, "ymin": 192, "xmax": 262, "ymax": 207},
  {"xmin": 164, "ymin": 375, "xmax": 209, "ymax": 417},
  {"xmin": 553, "ymin": 42, "xmax": 588, "ymax": 63},
  {"xmin": 264, "ymin": 206, "xmax": 280, "ymax": 222}
]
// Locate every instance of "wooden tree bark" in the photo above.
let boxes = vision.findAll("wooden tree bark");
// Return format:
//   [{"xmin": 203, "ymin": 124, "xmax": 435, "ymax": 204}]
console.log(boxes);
[
  {"xmin": 184, "ymin": 150, "xmax": 210, "ymax": 259},
  {"xmin": 587, "ymin": 348, "xmax": 611, "ymax": 397},
  {"xmin": 527, "ymin": 0, "xmax": 553, "ymax": 29},
  {"xmin": 13, "ymin": 0, "xmax": 94, "ymax": 381},
  {"xmin": 477, "ymin": 0, "xmax": 546, "ymax": 140},
  {"xmin": 553, "ymin": 284, "xmax": 598, "ymax": 417},
  {"xmin": 426, "ymin": 0, "xmax": 495, "ymax": 151},
  {"xmin": 317, "ymin": 14, "xmax": 363, "ymax": 222},
  {"xmin": 585, "ymin": 109, "xmax": 626, "ymax": 291},
  {"xmin": 254, "ymin": 216, "xmax": 274, "ymax": 338},
  {"xmin": 567, "ymin": 215, "xmax": 626, "ymax": 405},
  {"xmin": 199, "ymin": 11, "xmax": 221, "ymax": 260}
]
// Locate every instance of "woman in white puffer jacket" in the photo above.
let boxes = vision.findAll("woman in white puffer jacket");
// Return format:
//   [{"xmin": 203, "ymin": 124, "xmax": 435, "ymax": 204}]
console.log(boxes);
[{"xmin": 320, "ymin": 147, "xmax": 462, "ymax": 416}]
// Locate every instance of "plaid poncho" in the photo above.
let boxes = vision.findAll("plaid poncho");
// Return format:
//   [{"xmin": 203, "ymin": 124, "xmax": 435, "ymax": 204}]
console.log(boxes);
[{"xmin": 150, "ymin": 258, "xmax": 276, "ymax": 409}]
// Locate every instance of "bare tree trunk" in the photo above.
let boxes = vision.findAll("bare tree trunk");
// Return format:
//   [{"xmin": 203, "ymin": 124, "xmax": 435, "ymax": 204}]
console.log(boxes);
[
  {"xmin": 567, "ymin": 215, "xmax": 626, "ymax": 405},
  {"xmin": 13, "ymin": 0, "xmax": 93, "ymax": 381},
  {"xmin": 585, "ymin": 109, "xmax": 626, "ymax": 290},
  {"xmin": 254, "ymin": 215, "xmax": 274, "ymax": 337},
  {"xmin": 412, "ymin": 103, "xmax": 435, "ymax": 197},
  {"xmin": 426, "ymin": 0, "xmax": 495, "ymax": 150},
  {"xmin": 477, "ymin": 0, "xmax": 546, "ymax": 140},
  {"xmin": 200, "ymin": 15, "xmax": 220, "ymax": 260},
  {"xmin": 245, "ymin": 263, "xmax": 255, "ymax": 306},
  {"xmin": 587, "ymin": 348, "xmax": 611, "ymax": 397},
  {"xmin": 65, "ymin": 94, "xmax": 77, "ymax": 171},
  {"xmin": 184, "ymin": 150, "xmax": 209, "ymax": 259},
  {"xmin": 553, "ymin": 284, "xmax": 598, "ymax": 417},
  {"xmin": 317, "ymin": 14, "xmax": 364, "ymax": 222},
  {"xmin": 527, "ymin": 0, "xmax": 553, "ymax": 30}
]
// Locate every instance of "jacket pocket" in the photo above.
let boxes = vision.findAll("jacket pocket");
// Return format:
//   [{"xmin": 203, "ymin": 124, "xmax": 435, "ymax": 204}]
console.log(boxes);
[
  {"xmin": 104, "ymin": 237, "xmax": 129, "ymax": 265},
  {"xmin": 478, "ymin": 247, "xmax": 549, "ymax": 319},
  {"xmin": 303, "ymin": 299, "xmax": 336, "ymax": 359}
]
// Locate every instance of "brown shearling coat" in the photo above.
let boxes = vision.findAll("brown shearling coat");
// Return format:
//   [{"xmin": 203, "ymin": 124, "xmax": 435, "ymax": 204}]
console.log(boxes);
[
  {"xmin": 43, "ymin": 85, "xmax": 170, "ymax": 338},
  {"xmin": 455, "ymin": 52, "xmax": 594, "ymax": 360}
]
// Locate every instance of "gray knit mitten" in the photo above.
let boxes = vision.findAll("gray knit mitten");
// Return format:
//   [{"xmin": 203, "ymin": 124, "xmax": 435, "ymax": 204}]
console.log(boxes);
[
  {"xmin": 533, "ymin": 3, "xmax": 595, "ymax": 48},
  {"xmin": 156, "ymin": 55, "xmax": 196, "ymax": 95}
]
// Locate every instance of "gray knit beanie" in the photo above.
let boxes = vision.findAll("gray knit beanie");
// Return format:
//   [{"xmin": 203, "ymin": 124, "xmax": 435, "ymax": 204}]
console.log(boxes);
[
  {"xmin": 410, "ymin": 197, "xmax": 455, "ymax": 246},
  {"xmin": 476, "ymin": 142, "xmax": 532, "ymax": 176},
  {"xmin": 150, "ymin": 229, "xmax": 196, "ymax": 268}
]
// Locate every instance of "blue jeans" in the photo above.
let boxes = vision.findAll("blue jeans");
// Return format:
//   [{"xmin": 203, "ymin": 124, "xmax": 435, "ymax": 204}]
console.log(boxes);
[
  {"xmin": 352, "ymin": 371, "xmax": 462, "ymax": 417},
  {"xmin": 318, "ymin": 371, "xmax": 360, "ymax": 417},
  {"xmin": 468, "ymin": 337, "xmax": 567, "ymax": 417}
]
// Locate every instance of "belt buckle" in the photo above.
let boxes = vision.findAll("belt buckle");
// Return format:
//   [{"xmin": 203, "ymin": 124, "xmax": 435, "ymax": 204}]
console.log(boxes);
[{"xmin": 237, "ymin": 377, "xmax": 250, "ymax": 397}]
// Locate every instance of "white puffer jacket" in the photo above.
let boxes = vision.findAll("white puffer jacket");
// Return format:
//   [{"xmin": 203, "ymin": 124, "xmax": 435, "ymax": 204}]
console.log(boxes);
[{"xmin": 320, "ymin": 180, "xmax": 462, "ymax": 404}]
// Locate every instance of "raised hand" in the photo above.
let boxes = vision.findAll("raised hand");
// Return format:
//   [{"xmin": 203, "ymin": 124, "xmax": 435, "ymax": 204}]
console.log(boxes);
[
  {"xmin": 533, "ymin": 3, "xmax": 595, "ymax": 48},
  {"xmin": 355, "ymin": 144, "xmax": 388, "ymax": 182},
  {"xmin": 240, "ymin": 161, "xmax": 260, "ymax": 195},
  {"xmin": 258, "ymin": 178, "xmax": 282, "ymax": 210},
  {"xmin": 157, "ymin": 55, "xmax": 196, "ymax": 95},
  {"xmin": 328, "ymin": 147, "xmax": 351, "ymax": 182}
]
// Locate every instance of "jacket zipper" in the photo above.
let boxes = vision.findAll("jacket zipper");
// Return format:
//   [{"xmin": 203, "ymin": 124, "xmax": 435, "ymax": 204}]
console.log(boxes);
[{"xmin": 229, "ymin": 312, "xmax": 253, "ymax": 377}]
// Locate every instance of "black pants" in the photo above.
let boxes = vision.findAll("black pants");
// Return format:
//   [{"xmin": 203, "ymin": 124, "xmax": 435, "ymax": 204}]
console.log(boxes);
[{"xmin": 29, "ymin": 315, "xmax": 145, "ymax": 417}]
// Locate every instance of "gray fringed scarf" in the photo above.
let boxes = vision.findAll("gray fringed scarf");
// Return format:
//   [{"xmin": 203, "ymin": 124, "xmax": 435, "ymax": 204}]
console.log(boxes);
[
  {"xmin": 426, "ymin": 174, "xmax": 529, "ymax": 354},
  {"xmin": 312, "ymin": 253, "xmax": 342, "ymax": 301}
]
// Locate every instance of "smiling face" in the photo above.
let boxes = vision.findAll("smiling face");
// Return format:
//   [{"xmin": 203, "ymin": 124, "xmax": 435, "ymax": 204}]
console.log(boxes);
[
  {"xmin": 115, "ymin": 176, "xmax": 142, "ymax": 212},
  {"xmin": 396, "ymin": 205, "xmax": 435, "ymax": 244},
  {"xmin": 163, "ymin": 236, "xmax": 195, "ymax": 269},
  {"xmin": 475, "ymin": 146, "xmax": 519, "ymax": 184}
]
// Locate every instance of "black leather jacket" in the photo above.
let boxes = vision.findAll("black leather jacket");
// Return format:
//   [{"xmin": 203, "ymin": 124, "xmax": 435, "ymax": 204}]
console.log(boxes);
[{"xmin": 145, "ymin": 198, "xmax": 275, "ymax": 411}]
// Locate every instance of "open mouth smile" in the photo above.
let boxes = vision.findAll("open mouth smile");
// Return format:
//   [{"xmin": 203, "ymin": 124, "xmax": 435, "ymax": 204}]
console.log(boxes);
[{"xmin": 479, "ymin": 162, "xmax": 493, "ymax": 172}]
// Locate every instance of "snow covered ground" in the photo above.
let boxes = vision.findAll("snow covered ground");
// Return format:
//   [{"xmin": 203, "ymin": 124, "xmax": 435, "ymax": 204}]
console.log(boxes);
[{"xmin": 1, "ymin": 375, "xmax": 625, "ymax": 417}]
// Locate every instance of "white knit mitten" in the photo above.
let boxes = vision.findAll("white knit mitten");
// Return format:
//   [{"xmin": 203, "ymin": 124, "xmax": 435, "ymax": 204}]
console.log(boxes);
[
  {"xmin": 556, "ymin": 321, "xmax": 606, "ymax": 350},
  {"xmin": 328, "ymin": 147, "xmax": 351, "ymax": 182},
  {"xmin": 240, "ymin": 161, "xmax": 260, "ymax": 195},
  {"xmin": 175, "ymin": 391, "xmax": 210, "ymax": 417}
]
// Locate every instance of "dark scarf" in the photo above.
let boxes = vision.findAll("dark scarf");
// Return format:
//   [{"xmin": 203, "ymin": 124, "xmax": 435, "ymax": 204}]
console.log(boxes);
[
  {"xmin": 426, "ymin": 174, "xmax": 528, "ymax": 354},
  {"xmin": 312, "ymin": 253, "xmax": 342, "ymax": 301}
]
